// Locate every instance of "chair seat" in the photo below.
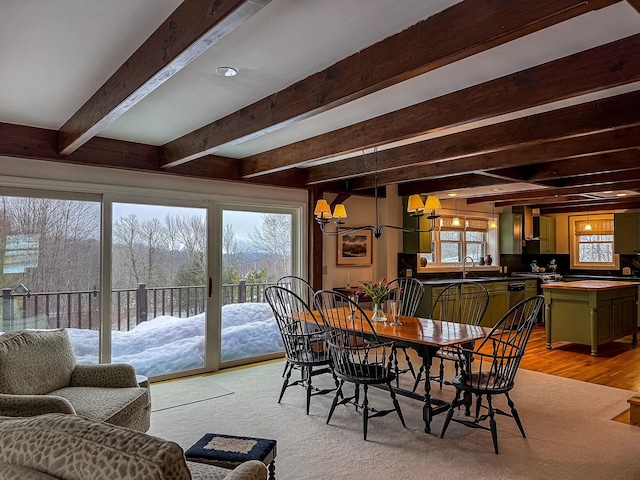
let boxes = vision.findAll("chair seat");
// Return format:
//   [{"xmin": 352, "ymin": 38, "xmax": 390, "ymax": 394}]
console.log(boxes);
[
  {"xmin": 335, "ymin": 362, "xmax": 395, "ymax": 385},
  {"xmin": 50, "ymin": 386, "xmax": 149, "ymax": 428},
  {"xmin": 289, "ymin": 348, "xmax": 331, "ymax": 366}
]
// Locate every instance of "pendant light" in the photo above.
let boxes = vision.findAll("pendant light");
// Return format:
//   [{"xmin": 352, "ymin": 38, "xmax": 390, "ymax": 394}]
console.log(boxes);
[
  {"xmin": 451, "ymin": 199, "xmax": 461, "ymax": 227},
  {"xmin": 489, "ymin": 203, "xmax": 497, "ymax": 229}
]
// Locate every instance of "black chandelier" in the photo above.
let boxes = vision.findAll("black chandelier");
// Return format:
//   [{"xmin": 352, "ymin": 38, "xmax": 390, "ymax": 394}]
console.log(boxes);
[{"xmin": 313, "ymin": 148, "xmax": 441, "ymax": 239}]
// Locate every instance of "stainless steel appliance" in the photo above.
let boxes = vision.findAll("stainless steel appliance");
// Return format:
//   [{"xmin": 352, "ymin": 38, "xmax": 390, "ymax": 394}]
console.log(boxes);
[{"xmin": 507, "ymin": 281, "xmax": 526, "ymax": 308}]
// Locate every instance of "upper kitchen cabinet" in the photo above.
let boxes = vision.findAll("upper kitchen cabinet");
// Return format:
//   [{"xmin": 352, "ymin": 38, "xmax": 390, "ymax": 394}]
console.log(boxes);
[
  {"xmin": 525, "ymin": 216, "xmax": 556, "ymax": 254},
  {"xmin": 499, "ymin": 213, "xmax": 523, "ymax": 254},
  {"xmin": 614, "ymin": 212, "xmax": 640, "ymax": 254}
]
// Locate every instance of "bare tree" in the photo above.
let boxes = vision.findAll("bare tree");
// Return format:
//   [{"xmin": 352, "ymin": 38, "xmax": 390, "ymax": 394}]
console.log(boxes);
[
  {"xmin": 112, "ymin": 214, "xmax": 142, "ymax": 285},
  {"xmin": 248, "ymin": 213, "xmax": 292, "ymax": 280}
]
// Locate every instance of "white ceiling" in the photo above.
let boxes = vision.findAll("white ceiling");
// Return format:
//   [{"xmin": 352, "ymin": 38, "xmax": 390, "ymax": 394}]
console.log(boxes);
[{"xmin": 2, "ymin": 0, "xmax": 640, "ymax": 198}]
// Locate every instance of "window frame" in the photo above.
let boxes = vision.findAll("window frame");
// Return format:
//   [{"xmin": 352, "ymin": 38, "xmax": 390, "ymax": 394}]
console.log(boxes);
[
  {"xmin": 569, "ymin": 214, "xmax": 619, "ymax": 270},
  {"xmin": 420, "ymin": 215, "xmax": 497, "ymax": 271}
]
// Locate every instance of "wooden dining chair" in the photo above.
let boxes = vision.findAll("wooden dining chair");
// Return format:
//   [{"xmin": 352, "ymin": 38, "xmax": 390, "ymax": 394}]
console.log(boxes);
[
  {"xmin": 440, "ymin": 295, "xmax": 545, "ymax": 454},
  {"xmin": 387, "ymin": 277, "xmax": 424, "ymax": 385},
  {"xmin": 416, "ymin": 281, "xmax": 490, "ymax": 390},
  {"xmin": 313, "ymin": 290, "xmax": 405, "ymax": 440},
  {"xmin": 277, "ymin": 275, "xmax": 315, "ymax": 306},
  {"xmin": 264, "ymin": 286, "xmax": 337, "ymax": 414},
  {"xmin": 430, "ymin": 282, "xmax": 489, "ymax": 388}
]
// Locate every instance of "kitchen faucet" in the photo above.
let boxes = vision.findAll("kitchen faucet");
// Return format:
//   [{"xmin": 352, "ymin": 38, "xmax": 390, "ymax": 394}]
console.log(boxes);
[{"xmin": 462, "ymin": 256, "xmax": 475, "ymax": 279}]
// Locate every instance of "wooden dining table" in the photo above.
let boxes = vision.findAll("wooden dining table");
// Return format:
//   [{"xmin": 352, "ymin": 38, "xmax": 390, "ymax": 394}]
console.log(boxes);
[{"xmin": 310, "ymin": 309, "xmax": 491, "ymax": 433}]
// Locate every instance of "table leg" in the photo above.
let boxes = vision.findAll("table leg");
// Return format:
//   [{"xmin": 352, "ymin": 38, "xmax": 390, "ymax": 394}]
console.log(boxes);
[{"xmin": 421, "ymin": 347, "xmax": 434, "ymax": 433}]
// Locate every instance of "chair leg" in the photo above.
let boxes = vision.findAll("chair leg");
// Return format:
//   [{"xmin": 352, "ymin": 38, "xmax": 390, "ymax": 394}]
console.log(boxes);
[
  {"xmin": 506, "ymin": 392, "xmax": 526, "ymax": 438},
  {"xmin": 279, "ymin": 362, "xmax": 293, "ymax": 403},
  {"xmin": 305, "ymin": 366, "xmax": 312, "ymax": 415},
  {"xmin": 487, "ymin": 395, "xmax": 499, "ymax": 454},
  {"xmin": 282, "ymin": 360, "xmax": 289, "ymax": 377},
  {"xmin": 474, "ymin": 394, "xmax": 483, "ymax": 421},
  {"xmin": 440, "ymin": 388, "xmax": 462, "ymax": 438},
  {"xmin": 388, "ymin": 383, "xmax": 406, "ymax": 428},
  {"xmin": 412, "ymin": 365, "xmax": 424, "ymax": 392},
  {"xmin": 393, "ymin": 349, "xmax": 401, "ymax": 388},
  {"xmin": 362, "ymin": 384, "xmax": 369, "ymax": 440},
  {"xmin": 327, "ymin": 381, "xmax": 344, "ymax": 425},
  {"xmin": 402, "ymin": 347, "xmax": 417, "ymax": 379},
  {"xmin": 354, "ymin": 384, "xmax": 360, "ymax": 412}
]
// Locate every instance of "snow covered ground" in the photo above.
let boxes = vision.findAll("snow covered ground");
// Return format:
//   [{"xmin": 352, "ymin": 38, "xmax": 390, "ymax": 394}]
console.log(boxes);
[{"xmin": 6, "ymin": 303, "xmax": 283, "ymax": 378}]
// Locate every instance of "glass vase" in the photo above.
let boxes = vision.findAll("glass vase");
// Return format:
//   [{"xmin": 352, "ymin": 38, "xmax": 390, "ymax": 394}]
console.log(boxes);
[{"xmin": 372, "ymin": 302, "xmax": 386, "ymax": 322}]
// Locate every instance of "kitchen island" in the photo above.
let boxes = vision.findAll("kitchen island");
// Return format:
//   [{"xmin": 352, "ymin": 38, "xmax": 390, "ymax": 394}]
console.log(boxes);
[{"xmin": 542, "ymin": 280, "xmax": 637, "ymax": 356}]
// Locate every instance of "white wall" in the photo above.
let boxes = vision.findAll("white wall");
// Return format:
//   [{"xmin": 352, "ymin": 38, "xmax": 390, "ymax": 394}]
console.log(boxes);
[{"xmin": 321, "ymin": 186, "xmax": 402, "ymax": 289}]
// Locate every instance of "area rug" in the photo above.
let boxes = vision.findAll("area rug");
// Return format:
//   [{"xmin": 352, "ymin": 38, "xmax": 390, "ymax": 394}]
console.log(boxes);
[
  {"xmin": 150, "ymin": 360, "xmax": 640, "ymax": 479},
  {"xmin": 150, "ymin": 375, "xmax": 234, "ymax": 412}
]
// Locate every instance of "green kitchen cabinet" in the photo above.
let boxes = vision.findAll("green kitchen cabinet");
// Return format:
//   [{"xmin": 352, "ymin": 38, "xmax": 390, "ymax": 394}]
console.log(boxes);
[
  {"xmin": 539, "ymin": 216, "xmax": 556, "ymax": 254},
  {"xmin": 481, "ymin": 281, "xmax": 508, "ymax": 328},
  {"xmin": 525, "ymin": 279, "xmax": 538, "ymax": 299},
  {"xmin": 499, "ymin": 213, "xmax": 523, "ymax": 254},
  {"xmin": 614, "ymin": 212, "xmax": 640, "ymax": 254},
  {"xmin": 543, "ymin": 281, "xmax": 637, "ymax": 356}
]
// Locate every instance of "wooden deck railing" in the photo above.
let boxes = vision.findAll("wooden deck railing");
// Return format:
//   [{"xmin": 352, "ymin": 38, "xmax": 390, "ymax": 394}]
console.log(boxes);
[{"xmin": 1, "ymin": 280, "xmax": 275, "ymax": 332}]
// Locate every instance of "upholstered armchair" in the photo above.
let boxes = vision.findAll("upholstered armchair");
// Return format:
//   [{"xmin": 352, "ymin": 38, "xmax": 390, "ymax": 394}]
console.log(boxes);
[
  {"xmin": 0, "ymin": 329, "xmax": 150, "ymax": 432},
  {"xmin": 0, "ymin": 414, "xmax": 267, "ymax": 480}
]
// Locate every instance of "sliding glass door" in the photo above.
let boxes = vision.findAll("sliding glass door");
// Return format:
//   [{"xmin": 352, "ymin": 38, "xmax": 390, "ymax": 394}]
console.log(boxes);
[
  {"xmin": 111, "ymin": 202, "xmax": 208, "ymax": 378},
  {"xmin": 220, "ymin": 208, "xmax": 296, "ymax": 364},
  {"xmin": 0, "ymin": 187, "xmax": 303, "ymax": 377},
  {"xmin": 0, "ymin": 190, "xmax": 101, "ymax": 362}
]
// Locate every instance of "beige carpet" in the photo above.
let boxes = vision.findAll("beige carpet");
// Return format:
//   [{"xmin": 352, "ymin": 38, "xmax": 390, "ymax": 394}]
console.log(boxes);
[
  {"xmin": 149, "ymin": 361, "xmax": 640, "ymax": 479},
  {"xmin": 150, "ymin": 375, "xmax": 234, "ymax": 412}
]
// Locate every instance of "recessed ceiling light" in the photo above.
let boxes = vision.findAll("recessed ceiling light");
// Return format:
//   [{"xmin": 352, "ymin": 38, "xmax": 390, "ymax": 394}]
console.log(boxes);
[
  {"xmin": 490, "ymin": 188, "xmax": 502, "ymax": 192},
  {"xmin": 603, "ymin": 191, "xmax": 613, "ymax": 194},
  {"xmin": 447, "ymin": 193, "xmax": 457, "ymax": 197},
  {"xmin": 616, "ymin": 193, "xmax": 627, "ymax": 197},
  {"xmin": 215, "ymin": 66, "xmax": 238, "ymax": 77}
]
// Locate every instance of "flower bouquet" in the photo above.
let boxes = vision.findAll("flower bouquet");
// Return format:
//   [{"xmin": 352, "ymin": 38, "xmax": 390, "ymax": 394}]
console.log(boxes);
[{"xmin": 361, "ymin": 278, "xmax": 397, "ymax": 321}]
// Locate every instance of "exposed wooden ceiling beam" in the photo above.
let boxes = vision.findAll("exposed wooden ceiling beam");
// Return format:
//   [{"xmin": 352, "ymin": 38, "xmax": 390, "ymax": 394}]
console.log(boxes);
[
  {"xmin": 242, "ymin": 32, "xmax": 640, "ymax": 177},
  {"xmin": 0, "ymin": 122, "xmax": 304, "ymax": 188},
  {"xmin": 540, "ymin": 198, "xmax": 640, "ymax": 214},
  {"xmin": 467, "ymin": 179, "xmax": 640, "ymax": 204},
  {"xmin": 496, "ymin": 195, "xmax": 589, "ymax": 207},
  {"xmin": 394, "ymin": 174, "xmax": 507, "ymax": 196},
  {"xmin": 347, "ymin": 126, "xmax": 640, "ymax": 190},
  {"xmin": 491, "ymin": 150, "xmax": 640, "ymax": 182},
  {"xmin": 543, "ymin": 169, "xmax": 640, "ymax": 188},
  {"xmin": 160, "ymin": 0, "xmax": 619, "ymax": 168},
  {"xmin": 307, "ymin": 90, "xmax": 640, "ymax": 185},
  {"xmin": 57, "ymin": 0, "xmax": 271, "ymax": 156}
]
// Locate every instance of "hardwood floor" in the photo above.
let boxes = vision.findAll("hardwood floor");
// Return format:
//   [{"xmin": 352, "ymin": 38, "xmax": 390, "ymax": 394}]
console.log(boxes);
[{"xmin": 520, "ymin": 324, "xmax": 640, "ymax": 392}]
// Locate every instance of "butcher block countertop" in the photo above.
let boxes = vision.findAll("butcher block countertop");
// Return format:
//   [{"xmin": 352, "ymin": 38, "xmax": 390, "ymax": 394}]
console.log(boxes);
[{"xmin": 542, "ymin": 280, "xmax": 638, "ymax": 291}]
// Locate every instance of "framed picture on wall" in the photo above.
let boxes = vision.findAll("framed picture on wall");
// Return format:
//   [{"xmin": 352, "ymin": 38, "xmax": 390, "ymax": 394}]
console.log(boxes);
[{"xmin": 337, "ymin": 230, "xmax": 372, "ymax": 266}]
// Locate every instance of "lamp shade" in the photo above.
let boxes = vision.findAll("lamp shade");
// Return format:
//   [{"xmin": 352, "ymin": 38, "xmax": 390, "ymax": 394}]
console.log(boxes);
[
  {"xmin": 451, "ymin": 217, "xmax": 461, "ymax": 227},
  {"xmin": 314, "ymin": 199, "xmax": 332, "ymax": 219},
  {"xmin": 424, "ymin": 195, "xmax": 442, "ymax": 211},
  {"xmin": 332, "ymin": 204, "xmax": 347, "ymax": 219},
  {"xmin": 407, "ymin": 195, "xmax": 425, "ymax": 214},
  {"xmin": 489, "ymin": 219, "xmax": 498, "ymax": 229}
]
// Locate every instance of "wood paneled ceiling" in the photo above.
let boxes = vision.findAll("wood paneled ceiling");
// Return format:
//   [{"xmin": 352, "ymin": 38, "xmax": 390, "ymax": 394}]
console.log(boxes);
[{"xmin": 2, "ymin": 0, "xmax": 640, "ymax": 213}]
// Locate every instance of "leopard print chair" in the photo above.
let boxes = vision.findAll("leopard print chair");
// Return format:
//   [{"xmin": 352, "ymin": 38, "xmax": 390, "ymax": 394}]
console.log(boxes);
[
  {"xmin": 0, "ymin": 414, "xmax": 267, "ymax": 480},
  {"xmin": 0, "ymin": 329, "xmax": 150, "ymax": 432}
]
